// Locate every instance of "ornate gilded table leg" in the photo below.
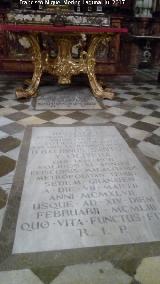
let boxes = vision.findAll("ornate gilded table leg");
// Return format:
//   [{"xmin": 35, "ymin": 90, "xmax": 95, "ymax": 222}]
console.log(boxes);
[
  {"xmin": 44, "ymin": 35, "xmax": 86, "ymax": 84},
  {"xmin": 87, "ymin": 35, "xmax": 114, "ymax": 99},
  {"xmin": 56, "ymin": 38, "xmax": 73, "ymax": 84},
  {"xmin": 24, "ymin": 79, "xmax": 32, "ymax": 86},
  {"xmin": 15, "ymin": 32, "xmax": 115, "ymax": 100},
  {"xmin": 16, "ymin": 34, "xmax": 42, "ymax": 99}
]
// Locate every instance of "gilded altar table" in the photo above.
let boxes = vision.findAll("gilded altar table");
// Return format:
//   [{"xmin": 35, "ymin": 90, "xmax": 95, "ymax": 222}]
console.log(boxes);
[{"xmin": 0, "ymin": 23, "xmax": 127, "ymax": 99}]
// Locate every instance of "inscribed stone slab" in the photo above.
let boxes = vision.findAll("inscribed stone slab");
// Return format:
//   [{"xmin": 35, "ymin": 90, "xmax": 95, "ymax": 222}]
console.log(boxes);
[
  {"xmin": 34, "ymin": 86, "xmax": 101, "ymax": 110},
  {"xmin": 13, "ymin": 126, "xmax": 160, "ymax": 254}
]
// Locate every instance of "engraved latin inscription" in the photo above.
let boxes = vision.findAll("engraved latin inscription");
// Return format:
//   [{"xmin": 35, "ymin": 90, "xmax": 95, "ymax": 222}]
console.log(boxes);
[{"xmin": 13, "ymin": 126, "xmax": 160, "ymax": 253}]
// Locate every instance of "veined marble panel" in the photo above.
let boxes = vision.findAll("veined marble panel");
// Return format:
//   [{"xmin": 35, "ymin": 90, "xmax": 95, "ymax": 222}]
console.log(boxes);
[{"xmin": 13, "ymin": 126, "xmax": 160, "ymax": 253}]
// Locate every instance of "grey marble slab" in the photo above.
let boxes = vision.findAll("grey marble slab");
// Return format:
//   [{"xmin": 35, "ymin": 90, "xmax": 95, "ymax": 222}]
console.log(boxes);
[
  {"xmin": 33, "ymin": 86, "xmax": 101, "ymax": 110},
  {"xmin": 12, "ymin": 126, "xmax": 160, "ymax": 254}
]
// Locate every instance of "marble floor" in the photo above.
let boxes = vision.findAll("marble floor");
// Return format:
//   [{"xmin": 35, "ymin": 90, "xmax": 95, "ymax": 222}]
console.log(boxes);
[{"xmin": 0, "ymin": 75, "xmax": 160, "ymax": 284}]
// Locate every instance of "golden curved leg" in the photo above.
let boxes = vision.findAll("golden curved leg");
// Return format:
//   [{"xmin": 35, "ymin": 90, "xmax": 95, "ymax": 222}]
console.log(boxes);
[
  {"xmin": 16, "ymin": 34, "xmax": 42, "ymax": 99},
  {"xmin": 24, "ymin": 79, "xmax": 32, "ymax": 86},
  {"xmin": 87, "ymin": 36, "xmax": 114, "ymax": 99}
]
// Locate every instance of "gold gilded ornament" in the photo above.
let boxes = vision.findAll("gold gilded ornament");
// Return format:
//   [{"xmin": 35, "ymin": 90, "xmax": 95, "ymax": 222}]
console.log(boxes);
[{"xmin": 16, "ymin": 32, "xmax": 114, "ymax": 99}]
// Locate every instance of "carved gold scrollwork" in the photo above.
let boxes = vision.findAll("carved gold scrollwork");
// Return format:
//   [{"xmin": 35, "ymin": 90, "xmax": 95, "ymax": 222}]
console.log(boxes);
[
  {"xmin": 16, "ymin": 34, "xmax": 42, "ymax": 99},
  {"xmin": 45, "ymin": 37, "xmax": 87, "ymax": 85},
  {"xmin": 16, "ymin": 33, "xmax": 115, "ymax": 100},
  {"xmin": 87, "ymin": 35, "xmax": 114, "ymax": 99}
]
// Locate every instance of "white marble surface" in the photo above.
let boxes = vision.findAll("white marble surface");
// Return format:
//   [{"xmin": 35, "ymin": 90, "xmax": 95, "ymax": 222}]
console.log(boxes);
[
  {"xmin": 51, "ymin": 261, "xmax": 132, "ymax": 284},
  {"xmin": 50, "ymin": 116, "xmax": 77, "ymax": 125},
  {"xmin": 0, "ymin": 207, "xmax": 6, "ymax": 232},
  {"xmin": 132, "ymin": 106, "xmax": 153, "ymax": 115},
  {"xmin": 135, "ymin": 256, "xmax": 160, "ymax": 284},
  {"xmin": 138, "ymin": 141, "xmax": 160, "ymax": 161},
  {"xmin": 153, "ymin": 127, "xmax": 160, "ymax": 136},
  {"xmin": 0, "ymin": 117, "xmax": 13, "ymax": 127},
  {"xmin": 0, "ymin": 269, "xmax": 43, "ymax": 284},
  {"xmin": 0, "ymin": 108, "xmax": 18, "ymax": 117},
  {"xmin": 0, "ymin": 170, "xmax": 15, "ymax": 192},
  {"xmin": 155, "ymin": 161, "xmax": 160, "ymax": 175},
  {"xmin": 111, "ymin": 116, "xmax": 137, "ymax": 126},
  {"xmin": 141, "ymin": 116, "xmax": 160, "ymax": 126},
  {"xmin": 35, "ymin": 86, "xmax": 101, "ymax": 110},
  {"xmin": 0, "ymin": 130, "xmax": 8, "ymax": 139},
  {"xmin": 106, "ymin": 107, "xmax": 127, "ymax": 116},
  {"xmin": 125, "ymin": 127, "xmax": 151, "ymax": 141},
  {"xmin": 81, "ymin": 115, "xmax": 108, "ymax": 124},
  {"xmin": 102, "ymin": 100, "xmax": 120, "ymax": 107},
  {"xmin": 13, "ymin": 126, "xmax": 160, "ymax": 254}
]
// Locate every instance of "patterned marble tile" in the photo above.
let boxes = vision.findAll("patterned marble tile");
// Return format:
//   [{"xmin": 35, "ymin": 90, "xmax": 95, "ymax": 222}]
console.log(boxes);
[
  {"xmin": 153, "ymin": 127, "xmax": 160, "ymax": 136},
  {"xmin": 0, "ymin": 77, "xmax": 160, "ymax": 282},
  {"xmin": 111, "ymin": 115, "xmax": 137, "ymax": 126},
  {"xmin": 12, "ymin": 104, "xmax": 29, "ymax": 111},
  {"xmin": 0, "ymin": 130, "xmax": 8, "ymax": 139},
  {"xmin": 138, "ymin": 94, "xmax": 156, "ymax": 100},
  {"xmin": 0, "ymin": 100, "xmax": 19, "ymax": 108},
  {"xmin": 65, "ymin": 111, "xmax": 90, "ymax": 121},
  {"xmin": 132, "ymin": 106, "xmax": 153, "ymax": 116},
  {"xmin": 0, "ymin": 207, "xmax": 6, "ymax": 232},
  {"xmin": 12, "ymin": 131, "xmax": 24, "ymax": 141},
  {"xmin": 117, "ymin": 93, "xmax": 134, "ymax": 100},
  {"xmin": 18, "ymin": 116, "xmax": 46, "ymax": 126},
  {"xmin": 1, "ymin": 93, "xmax": 16, "ymax": 100},
  {"xmin": 0, "ymin": 122, "xmax": 24, "ymax": 135},
  {"xmin": 0, "ymin": 187, "xmax": 7, "ymax": 209},
  {"xmin": 0, "ymin": 136, "xmax": 20, "ymax": 153},
  {"xmin": 0, "ymin": 117, "xmax": 14, "ymax": 127},
  {"xmin": 147, "ymin": 100, "xmax": 160, "ymax": 107},
  {"xmin": 151, "ymin": 111, "xmax": 160, "ymax": 118},
  {"xmin": 51, "ymin": 116, "xmax": 77, "ymax": 124},
  {"xmin": 0, "ymin": 270, "xmax": 43, "ymax": 284},
  {"xmin": 145, "ymin": 134, "xmax": 160, "ymax": 146},
  {"xmin": 0, "ymin": 97, "xmax": 8, "ymax": 102},
  {"xmin": 32, "ymin": 267, "xmax": 65, "ymax": 284},
  {"xmin": 143, "ymin": 104, "xmax": 159, "ymax": 111},
  {"xmin": 141, "ymin": 116, "xmax": 160, "ymax": 127},
  {"xmin": 131, "ymin": 121, "xmax": 158, "ymax": 132},
  {"xmin": 125, "ymin": 127, "xmax": 151, "ymax": 141},
  {"xmin": 102, "ymin": 100, "xmax": 120, "ymax": 107},
  {"xmin": 79, "ymin": 110, "xmax": 102, "ymax": 116},
  {"xmin": 123, "ymin": 100, "xmax": 142, "ymax": 107},
  {"xmin": 96, "ymin": 111, "xmax": 114, "ymax": 120},
  {"xmin": 22, "ymin": 109, "xmax": 44, "ymax": 116},
  {"xmin": 0, "ymin": 107, "xmax": 18, "ymax": 116},
  {"xmin": 135, "ymin": 257, "xmax": 160, "ymax": 284},
  {"xmin": 0, "ymin": 155, "xmax": 15, "ymax": 177},
  {"xmin": 52, "ymin": 110, "xmax": 75, "ymax": 115},
  {"xmin": 81, "ymin": 115, "xmax": 108, "ymax": 124},
  {"xmin": 0, "ymin": 170, "xmax": 15, "ymax": 192},
  {"xmin": 133, "ymin": 97, "xmax": 149, "ymax": 102},
  {"xmin": 106, "ymin": 107, "xmax": 127, "ymax": 116},
  {"xmin": 125, "ymin": 111, "xmax": 144, "ymax": 120},
  {"xmin": 5, "ymin": 111, "xmax": 30, "ymax": 121},
  {"xmin": 35, "ymin": 111, "xmax": 60, "ymax": 121},
  {"xmin": 50, "ymin": 262, "xmax": 132, "ymax": 284},
  {"xmin": 5, "ymin": 146, "xmax": 21, "ymax": 160},
  {"xmin": 138, "ymin": 141, "xmax": 160, "ymax": 161},
  {"xmin": 154, "ymin": 161, "xmax": 160, "ymax": 175}
]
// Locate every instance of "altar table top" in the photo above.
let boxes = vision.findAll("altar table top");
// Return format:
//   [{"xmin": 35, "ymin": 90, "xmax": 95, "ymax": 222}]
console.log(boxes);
[{"xmin": 0, "ymin": 24, "xmax": 128, "ymax": 34}]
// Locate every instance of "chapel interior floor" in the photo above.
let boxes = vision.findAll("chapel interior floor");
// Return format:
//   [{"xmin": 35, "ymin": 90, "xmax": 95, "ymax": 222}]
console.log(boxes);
[{"xmin": 0, "ymin": 74, "xmax": 160, "ymax": 284}]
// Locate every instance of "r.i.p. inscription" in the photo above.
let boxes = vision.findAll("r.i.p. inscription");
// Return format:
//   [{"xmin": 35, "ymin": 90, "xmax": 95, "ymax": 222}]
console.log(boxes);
[{"xmin": 13, "ymin": 126, "xmax": 160, "ymax": 253}]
